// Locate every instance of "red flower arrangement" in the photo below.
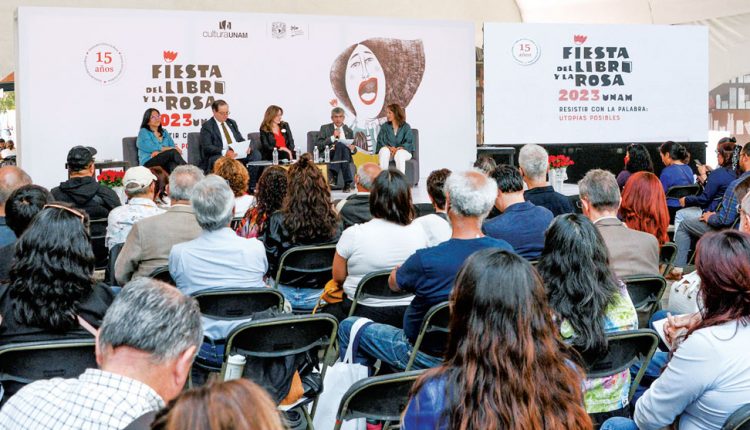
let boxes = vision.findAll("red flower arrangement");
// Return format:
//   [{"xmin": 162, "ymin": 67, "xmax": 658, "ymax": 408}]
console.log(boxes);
[
  {"xmin": 549, "ymin": 155, "xmax": 575, "ymax": 169},
  {"xmin": 97, "ymin": 170, "xmax": 125, "ymax": 188}
]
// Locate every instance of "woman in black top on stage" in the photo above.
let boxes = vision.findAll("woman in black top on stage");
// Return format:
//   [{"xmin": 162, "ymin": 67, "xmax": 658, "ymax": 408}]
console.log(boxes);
[{"xmin": 258, "ymin": 105, "xmax": 295, "ymax": 161}]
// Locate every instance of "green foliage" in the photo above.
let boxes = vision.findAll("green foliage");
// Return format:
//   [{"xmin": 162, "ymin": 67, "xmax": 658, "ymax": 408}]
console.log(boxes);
[{"xmin": 0, "ymin": 92, "xmax": 15, "ymax": 113}]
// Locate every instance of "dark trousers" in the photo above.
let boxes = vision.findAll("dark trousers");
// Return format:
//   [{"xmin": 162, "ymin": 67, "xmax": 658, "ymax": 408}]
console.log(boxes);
[
  {"xmin": 327, "ymin": 142, "xmax": 355, "ymax": 186},
  {"xmin": 144, "ymin": 149, "xmax": 187, "ymax": 174},
  {"xmin": 324, "ymin": 297, "xmax": 407, "ymax": 328}
]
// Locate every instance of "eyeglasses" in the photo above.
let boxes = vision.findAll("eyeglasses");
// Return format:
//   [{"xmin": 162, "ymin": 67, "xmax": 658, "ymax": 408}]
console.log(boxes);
[
  {"xmin": 150, "ymin": 115, "xmax": 160, "ymax": 120},
  {"xmin": 43, "ymin": 204, "xmax": 86, "ymax": 223},
  {"xmin": 216, "ymin": 111, "xmax": 230, "ymax": 116}
]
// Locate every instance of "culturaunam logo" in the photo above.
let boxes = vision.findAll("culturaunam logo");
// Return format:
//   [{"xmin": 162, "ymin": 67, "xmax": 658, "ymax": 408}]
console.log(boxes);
[{"xmin": 203, "ymin": 20, "xmax": 247, "ymax": 39}]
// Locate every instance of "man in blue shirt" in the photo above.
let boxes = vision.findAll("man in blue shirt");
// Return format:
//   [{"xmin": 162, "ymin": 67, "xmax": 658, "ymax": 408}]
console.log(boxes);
[
  {"xmin": 483, "ymin": 164, "xmax": 553, "ymax": 260},
  {"xmin": 338, "ymin": 170, "xmax": 513, "ymax": 371},
  {"xmin": 674, "ymin": 144, "xmax": 750, "ymax": 266},
  {"xmin": 0, "ymin": 166, "xmax": 32, "ymax": 247}
]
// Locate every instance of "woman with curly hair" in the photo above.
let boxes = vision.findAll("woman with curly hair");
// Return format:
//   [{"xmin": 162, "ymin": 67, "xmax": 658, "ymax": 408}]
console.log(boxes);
[
  {"xmin": 212, "ymin": 156, "xmax": 255, "ymax": 216},
  {"xmin": 403, "ymin": 249, "xmax": 592, "ymax": 430},
  {"xmin": 616, "ymin": 143, "xmax": 654, "ymax": 189},
  {"xmin": 152, "ymin": 379, "xmax": 285, "ymax": 430},
  {"xmin": 618, "ymin": 171, "xmax": 670, "ymax": 246},
  {"xmin": 0, "ymin": 203, "xmax": 114, "ymax": 345},
  {"xmin": 261, "ymin": 153, "xmax": 341, "ymax": 310},
  {"xmin": 236, "ymin": 166, "xmax": 287, "ymax": 239},
  {"xmin": 536, "ymin": 214, "xmax": 637, "ymax": 425}
]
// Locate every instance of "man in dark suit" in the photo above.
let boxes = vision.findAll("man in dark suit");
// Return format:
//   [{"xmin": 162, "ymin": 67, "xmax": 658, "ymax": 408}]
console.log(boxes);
[
  {"xmin": 317, "ymin": 107, "xmax": 356, "ymax": 192},
  {"xmin": 199, "ymin": 100, "xmax": 261, "ymax": 174}
]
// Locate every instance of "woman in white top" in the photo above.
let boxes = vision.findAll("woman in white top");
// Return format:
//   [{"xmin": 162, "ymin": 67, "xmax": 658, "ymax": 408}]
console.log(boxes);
[
  {"xmin": 212, "ymin": 156, "xmax": 255, "ymax": 217},
  {"xmin": 604, "ymin": 230, "xmax": 750, "ymax": 430},
  {"xmin": 328, "ymin": 168, "xmax": 428, "ymax": 326}
]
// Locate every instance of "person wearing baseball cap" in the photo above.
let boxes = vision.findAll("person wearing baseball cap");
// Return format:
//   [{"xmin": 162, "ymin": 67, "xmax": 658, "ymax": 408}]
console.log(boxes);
[
  {"xmin": 52, "ymin": 146, "xmax": 121, "ymax": 241},
  {"xmin": 105, "ymin": 166, "xmax": 165, "ymax": 250}
]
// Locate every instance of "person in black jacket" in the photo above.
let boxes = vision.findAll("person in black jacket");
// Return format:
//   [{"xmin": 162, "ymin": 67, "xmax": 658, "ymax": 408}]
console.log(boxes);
[
  {"xmin": 51, "ymin": 146, "xmax": 120, "ymax": 232},
  {"xmin": 199, "ymin": 100, "xmax": 257, "ymax": 173},
  {"xmin": 259, "ymin": 105, "xmax": 295, "ymax": 162}
]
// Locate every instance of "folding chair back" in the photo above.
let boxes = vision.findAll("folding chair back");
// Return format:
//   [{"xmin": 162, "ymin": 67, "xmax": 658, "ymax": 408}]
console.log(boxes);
[
  {"xmin": 273, "ymin": 244, "xmax": 337, "ymax": 289},
  {"xmin": 573, "ymin": 329, "xmax": 658, "ymax": 401},
  {"xmin": 333, "ymin": 370, "xmax": 425, "ymax": 430},
  {"xmin": 723, "ymin": 404, "xmax": 750, "ymax": 430},
  {"xmin": 659, "ymin": 242, "xmax": 678, "ymax": 277},
  {"xmin": 230, "ymin": 216, "xmax": 244, "ymax": 230},
  {"xmin": 192, "ymin": 288, "xmax": 284, "ymax": 319},
  {"xmin": 666, "ymin": 184, "xmax": 700, "ymax": 199},
  {"xmin": 89, "ymin": 218, "xmax": 109, "ymax": 270},
  {"xmin": 622, "ymin": 275, "xmax": 668, "ymax": 322},
  {"xmin": 348, "ymin": 269, "xmax": 412, "ymax": 317},
  {"xmin": 0, "ymin": 339, "xmax": 97, "ymax": 405},
  {"xmin": 149, "ymin": 265, "xmax": 175, "ymax": 286},
  {"xmin": 405, "ymin": 301, "xmax": 450, "ymax": 371}
]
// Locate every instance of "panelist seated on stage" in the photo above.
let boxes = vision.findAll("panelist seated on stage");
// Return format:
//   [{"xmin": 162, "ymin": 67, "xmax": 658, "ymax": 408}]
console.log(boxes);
[
  {"xmin": 375, "ymin": 103, "xmax": 414, "ymax": 175},
  {"xmin": 259, "ymin": 105, "xmax": 295, "ymax": 162},
  {"xmin": 316, "ymin": 107, "xmax": 356, "ymax": 192},
  {"xmin": 137, "ymin": 108, "xmax": 186, "ymax": 174},
  {"xmin": 199, "ymin": 99, "xmax": 258, "ymax": 173}
]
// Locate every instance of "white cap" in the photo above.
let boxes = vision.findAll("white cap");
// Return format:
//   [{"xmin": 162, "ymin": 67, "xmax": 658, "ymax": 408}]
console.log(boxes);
[{"xmin": 123, "ymin": 166, "xmax": 157, "ymax": 188}]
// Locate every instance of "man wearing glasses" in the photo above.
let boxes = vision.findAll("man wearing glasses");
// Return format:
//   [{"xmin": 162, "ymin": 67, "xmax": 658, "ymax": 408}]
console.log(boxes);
[{"xmin": 198, "ymin": 100, "xmax": 258, "ymax": 174}]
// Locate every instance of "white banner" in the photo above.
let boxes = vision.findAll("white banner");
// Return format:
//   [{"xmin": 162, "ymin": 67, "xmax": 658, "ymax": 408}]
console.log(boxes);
[
  {"xmin": 17, "ymin": 7, "xmax": 475, "ymax": 188},
  {"xmin": 484, "ymin": 23, "xmax": 708, "ymax": 144}
]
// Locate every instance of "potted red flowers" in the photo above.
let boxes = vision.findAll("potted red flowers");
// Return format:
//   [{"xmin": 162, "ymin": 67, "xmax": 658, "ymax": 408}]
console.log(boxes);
[
  {"xmin": 97, "ymin": 170, "xmax": 126, "ymax": 203},
  {"xmin": 548, "ymin": 155, "xmax": 575, "ymax": 192}
]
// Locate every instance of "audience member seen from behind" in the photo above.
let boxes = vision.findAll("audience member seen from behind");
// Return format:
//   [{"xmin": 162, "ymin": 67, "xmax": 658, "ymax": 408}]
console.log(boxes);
[
  {"xmin": 403, "ymin": 249, "xmax": 592, "ymax": 430},
  {"xmin": 338, "ymin": 170, "xmax": 513, "ymax": 372},
  {"xmin": 579, "ymin": 169, "xmax": 660, "ymax": 278},
  {"xmin": 0, "ymin": 204, "xmax": 114, "ymax": 346},
  {"xmin": 258, "ymin": 105, "xmax": 295, "ymax": 162},
  {"xmin": 616, "ymin": 143, "xmax": 654, "ymax": 189},
  {"xmin": 149, "ymin": 166, "xmax": 170, "ymax": 209},
  {"xmin": 518, "ymin": 144, "xmax": 574, "ymax": 216},
  {"xmin": 483, "ymin": 164, "xmax": 553, "ymax": 260},
  {"xmin": 335, "ymin": 162, "xmax": 382, "ymax": 229},
  {"xmin": 261, "ymin": 153, "xmax": 342, "ymax": 311},
  {"xmin": 236, "ymin": 165, "xmax": 287, "ymax": 239},
  {"xmin": 472, "ymin": 155, "xmax": 497, "ymax": 176},
  {"xmin": 536, "ymin": 214, "xmax": 637, "ymax": 424},
  {"xmin": 327, "ymin": 169, "xmax": 428, "ymax": 326},
  {"xmin": 674, "ymin": 138, "xmax": 737, "ymax": 232},
  {"xmin": 658, "ymin": 141, "xmax": 694, "ymax": 222},
  {"xmin": 376, "ymin": 103, "xmax": 414, "ymax": 174},
  {"xmin": 0, "ymin": 278, "xmax": 202, "ymax": 429},
  {"xmin": 169, "ymin": 175, "xmax": 267, "ymax": 298},
  {"xmin": 618, "ymin": 171, "xmax": 670, "ymax": 246},
  {"xmin": 413, "ymin": 168, "xmax": 451, "ymax": 246},
  {"xmin": 0, "ymin": 166, "xmax": 32, "ymax": 247},
  {"xmin": 212, "ymin": 156, "xmax": 255, "ymax": 216},
  {"xmin": 51, "ymin": 146, "xmax": 120, "ymax": 236},
  {"xmin": 136, "ymin": 108, "xmax": 186, "ymax": 173},
  {"xmin": 114, "ymin": 165, "xmax": 204, "ymax": 284},
  {"xmin": 598, "ymin": 231, "xmax": 750, "ymax": 430},
  {"xmin": 151, "ymin": 379, "xmax": 285, "ymax": 430},
  {"xmin": 0, "ymin": 185, "xmax": 52, "ymax": 282},
  {"xmin": 0, "ymin": 140, "xmax": 16, "ymax": 159},
  {"xmin": 105, "ymin": 166, "xmax": 164, "ymax": 250}
]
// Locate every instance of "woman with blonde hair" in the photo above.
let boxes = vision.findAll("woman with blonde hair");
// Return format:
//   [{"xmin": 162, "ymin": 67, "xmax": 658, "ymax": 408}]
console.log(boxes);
[
  {"xmin": 258, "ymin": 105, "xmax": 295, "ymax": 162},
  {"xmin": 213, "ymin": 156, "xmax": 255, "ymax": 216}
]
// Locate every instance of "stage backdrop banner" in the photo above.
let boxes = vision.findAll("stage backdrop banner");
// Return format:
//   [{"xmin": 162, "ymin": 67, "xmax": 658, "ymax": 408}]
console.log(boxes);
[
  {"xmin": 16, "ymin": 7, "xmax": 475, "ymax": 188},
  {"xmin": 484, "ymin": 23, "xmax": 708, "ymax": 144}
]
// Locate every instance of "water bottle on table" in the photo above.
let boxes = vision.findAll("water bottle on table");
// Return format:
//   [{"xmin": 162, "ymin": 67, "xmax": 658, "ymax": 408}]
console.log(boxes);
[
  {"xmin": 313, "ymin": 146, "xmax": 319, "ymax": 163},
  {"xmin": 272, "ymin": 148, "xmax": 279, "ymax": 165},
  {"xmin": 324, "ymin": 145, "xmax": 331, "ymax": 163}
]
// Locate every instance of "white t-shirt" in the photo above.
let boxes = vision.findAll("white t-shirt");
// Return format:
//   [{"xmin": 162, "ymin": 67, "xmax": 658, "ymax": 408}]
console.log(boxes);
[
  {"xmin": 234, "ymin": 194, "xmax": 256, "ymax": 216},
  {"xmin": 336, "ymin": 218, "xmax": 429, "ymax": 306},
  {"xmin": 413, "ymin": 213, "xmax": 452, "ymax": 247}
]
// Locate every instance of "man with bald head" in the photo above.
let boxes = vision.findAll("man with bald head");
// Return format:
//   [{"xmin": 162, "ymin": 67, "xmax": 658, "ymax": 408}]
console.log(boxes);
[
  {"xmin": 335, "ymin": 162, "xmax": 382, "ymax": 229},
  {"xmin": 337, "ymin": 170, "xmax": 513, "ymax": 371},
  {"xmin": 0, "ymin": 166, "xmax": 32, "ymax": 246}
]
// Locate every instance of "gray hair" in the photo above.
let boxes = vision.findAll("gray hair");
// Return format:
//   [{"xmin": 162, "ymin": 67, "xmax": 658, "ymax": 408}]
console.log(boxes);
[
  {"xmin": 124, "ymin": 183, "xmax": 151, "ymax": 198},
  {"xmin": 98, "ymin": 278, "xmax": 202, "ymax": 362},
  {"xmin": 169, "ymin": 165, "xmax": 204, "ymax": 201},
  {"xmin": 578, "ymin": 169, "xmax": 621, "ymax": 210},
  {"xmin": 0, "ymin": 166, "xmax": 32, "ymax": 206},
  {"xmin": 331, "ymin": 107, "xmax": 345, "ymax": 117},
  {"xmin": 518, "ymin": 144, "xmax": 549, "ymax": 182},
  {"xmin": 445, "ymin": 169, "xmax": 497, "ymax": 218},
  {"xmin": 191, "ymin": 174, "xmax": 235, "ymax": 231},
  {"xmin": 356, "ymin": 163, "xmax": 379, "ymax": 191}
]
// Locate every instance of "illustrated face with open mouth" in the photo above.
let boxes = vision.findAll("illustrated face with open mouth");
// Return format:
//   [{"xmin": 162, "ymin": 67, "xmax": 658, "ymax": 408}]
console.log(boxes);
[{"xmin": 345, "ymin": 44, "xmax": 386, "ymax": 122}]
